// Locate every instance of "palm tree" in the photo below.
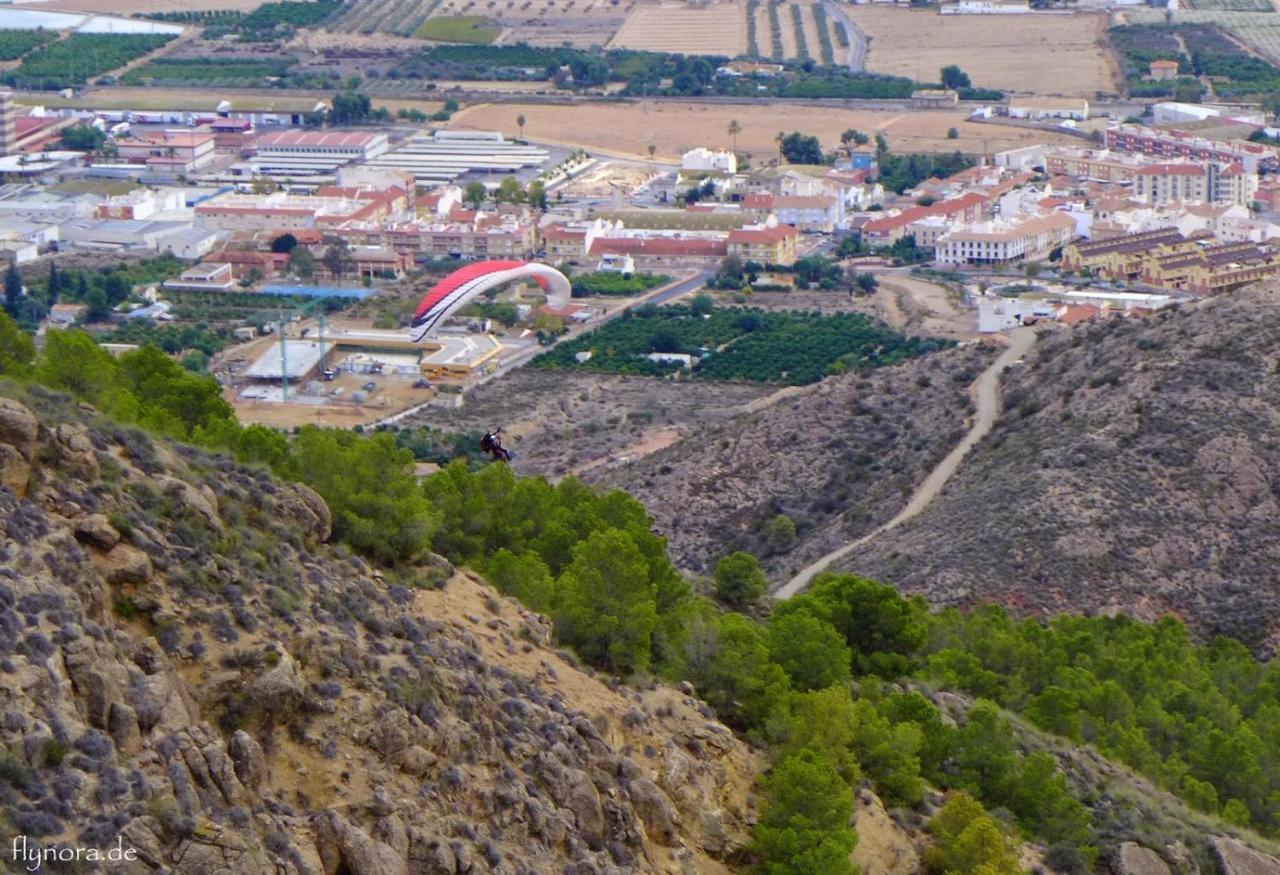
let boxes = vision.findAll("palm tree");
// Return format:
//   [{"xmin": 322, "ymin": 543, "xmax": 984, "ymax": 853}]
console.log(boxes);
[
  {"xmin": 775, "ymin": 131, "xmax": 785, "ymax": 162},
  {"xmin": 517, "ymin": 113, "xmax": 527, "ymax": 139},
  {"xmin": 728, "ymin": 119, "xmax": 741, "ymax": 154}
]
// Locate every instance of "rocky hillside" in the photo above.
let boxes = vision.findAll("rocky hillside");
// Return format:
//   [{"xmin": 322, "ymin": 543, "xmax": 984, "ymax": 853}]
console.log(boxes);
[
  {"xmin": 835, "ymin": 286, "xmax": 1280, "ymax": 653},
  {"xmin": 595, "ymin": 344, "xmax": 997, "ymax": 578},
  {"xmin": 0, "ymin": 386, "xmax": 767, "ymax": 874}
]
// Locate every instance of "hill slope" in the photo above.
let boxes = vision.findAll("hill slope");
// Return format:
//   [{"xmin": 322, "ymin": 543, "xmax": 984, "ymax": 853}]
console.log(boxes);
[
  {"xmin": 595, "ymin": 344, "xmax": 997, "ymax": 577},
  {"xmin": 834, "ymin": 286, "xmax": 1280, "ymax": 652},
  {"xmin": 0, "ymin": 388, "xmax": 762, "ymax": 873}
]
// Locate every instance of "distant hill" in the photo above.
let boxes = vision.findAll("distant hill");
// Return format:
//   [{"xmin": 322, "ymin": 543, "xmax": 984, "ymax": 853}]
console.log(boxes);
[
  {"xmin": 596, "ymin": 344, "xmax": 998, "ymax": 578},
  {"xmin": 836, "ymin": 286, "xmax": 1280, "ymax": 653}
]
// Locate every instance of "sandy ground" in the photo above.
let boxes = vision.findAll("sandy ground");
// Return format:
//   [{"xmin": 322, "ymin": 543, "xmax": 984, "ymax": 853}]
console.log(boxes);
[
  {"xmin": 849, "ymin": 6, "xmax": 1118, "ymax": 96},
  {"xmin": 608, "ymin": 0, "xmax": 747, "ymax": 55},
  {"xmin": 447, "ymin": 100, "xmax": 1086, "ymax": 160}
]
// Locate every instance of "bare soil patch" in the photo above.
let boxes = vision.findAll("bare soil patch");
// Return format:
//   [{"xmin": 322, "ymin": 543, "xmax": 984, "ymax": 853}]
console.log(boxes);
[
  {"xmin": 609, "ymin": 0, "xmax": 747, "ymax": 55},
  {"xmin": 448, "ymin": 100, "xmax": 1085, "ymax": 159},
  {"xmin": 850, "ymin": 6, "xmax": 1117, "ymax": 96}
]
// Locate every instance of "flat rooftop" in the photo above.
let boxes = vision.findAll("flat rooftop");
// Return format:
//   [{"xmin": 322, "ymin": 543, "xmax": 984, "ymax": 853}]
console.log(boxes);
[{"xmin": 245, "ymin": 340, "xmax": 325, "ymax": 381}]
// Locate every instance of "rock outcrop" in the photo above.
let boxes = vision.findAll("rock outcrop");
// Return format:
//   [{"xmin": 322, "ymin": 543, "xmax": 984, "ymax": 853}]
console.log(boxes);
[{"xmin": 0, "ymin": 392, "xmax": 762, "ymax": 874}]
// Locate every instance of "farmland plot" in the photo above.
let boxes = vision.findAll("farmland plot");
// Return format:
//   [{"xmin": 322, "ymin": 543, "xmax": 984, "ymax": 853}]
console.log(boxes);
[
  {"xmin": 1123, "ymin": 8, "xmax": 1280, "ymax": 64},
  {"xmin": 849, "ymin": 6, "xmax": 1116, "ymax": 95},
  {"xmin": 608, "ymin": 0, "xmax": 747, "ymax": 56}
]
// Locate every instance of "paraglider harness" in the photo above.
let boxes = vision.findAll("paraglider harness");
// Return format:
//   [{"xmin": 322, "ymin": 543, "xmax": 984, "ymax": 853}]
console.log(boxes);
[{"xmin": 480, "ymin": 427, "xmax": 512, "ymax": 463}]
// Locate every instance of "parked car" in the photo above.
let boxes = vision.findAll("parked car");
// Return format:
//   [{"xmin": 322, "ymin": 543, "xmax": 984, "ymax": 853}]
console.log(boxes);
[
  {"xmin": 412, "ymin": 379, "xmax": 431, "ymax": 389},
  {"xmin": 362, "ymin": 381, "xmax": 377, "ymax": 392}
]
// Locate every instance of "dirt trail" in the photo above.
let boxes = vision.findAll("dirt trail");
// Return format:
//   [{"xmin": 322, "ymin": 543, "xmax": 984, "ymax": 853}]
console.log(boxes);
[{"xmin": 774, "ymin": 325, "xmax": 1036, "ymax": 599}]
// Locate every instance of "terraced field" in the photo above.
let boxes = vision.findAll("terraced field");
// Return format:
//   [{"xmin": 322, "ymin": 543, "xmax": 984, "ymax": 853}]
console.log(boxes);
[{"xmin": 608, "ymin": 0, "xmax": 747, "ymax": 55}]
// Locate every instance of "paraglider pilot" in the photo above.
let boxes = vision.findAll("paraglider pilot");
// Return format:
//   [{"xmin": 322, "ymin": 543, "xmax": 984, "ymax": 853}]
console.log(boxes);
[{"xmin": 481, "ymin": 427, "xmax": 512, "ymax": 463}]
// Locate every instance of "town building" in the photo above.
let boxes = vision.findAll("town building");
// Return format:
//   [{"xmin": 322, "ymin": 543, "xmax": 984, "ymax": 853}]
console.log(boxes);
[
  {"xmin": 1149, "ymin": 59, "xmax": 1179, "ymax": 80},
  {"xmin": 1103, "ymin": 123, "xmax": 1278, "ymax": 173},
  {"xmin": 726, "ymin": 224, "xmax": 798, "ymax": 265},
  {"xmin": 1132, "ymin": 162, "xmax": 1257, "ymax": 207},
  {"xmin": 911, "ymin": 89, "xmax": 959, "ymax": 109},
  {"xmin": 935, "ymin": 212, "xmax": 1075, "ymax": 266},
  {"xmin": 1007, "ymin": 98, "xmax": 1089, "ymax": 121},
  {"xmin": 682, "ymin": 148, "xmax": 737, "ymax": 174},
  {"xmin": 112, "ymin": 130, "xmax": 216, "ymax": 175}
]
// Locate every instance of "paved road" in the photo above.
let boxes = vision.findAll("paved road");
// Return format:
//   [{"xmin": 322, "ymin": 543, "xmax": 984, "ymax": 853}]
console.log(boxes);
[
  {"xmin": 773, "ymin": 325, "xmax": 1037, "ymax": 600},
  {"xmin": 821, "ymin": 0, "xmax": 867, "ymax": 72}
]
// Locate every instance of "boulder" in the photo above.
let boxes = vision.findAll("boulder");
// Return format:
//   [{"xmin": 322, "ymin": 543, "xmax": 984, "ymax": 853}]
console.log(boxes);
[
  {"xmin": 246, "ymin": 646, "xmax": 304, "ymax": 717},
  {"xmin": 1211, "ymin": 836, "xmax": 1280, "ymax": 875},
  {"xmin": 314, "ymin": 811, "xmax": 407, "ymax": 875},
  {"xmin": 565, "ymin": 768, "xmax": 605, "ymax": 850},
  {"xmin": 107, "ymin": 702, "xmax": 142, "ymax": 758},
  {"xmin": 627, "ymin": 778, "xmax": 679, "ymax": 845},
  {"xmin": 0, "ymin": 398, "xmax": 36, "ymax": 495},
  {"xmin": 229, "ymin": 730, "xmax": 266, "ymax": 790},
  {"xmin": 93, "ymin": 544, "xmax": 153, "ymax": 585},
  {"xmin": 52, "ymin": 423, "xmax": 98, "ymax": 482},
  {"xmin": 157, "ymin": 476, "xmax": 223, "ymax": 533},
  {"xmin": 407, "ymin": 829, "xmax": 455, "ymax": 875},
  {"xmin": 278, "ymin": 483, "xmax": 332, "ymax": 544},
  {"xmin": 74, "ymin": 514, "xmax": 120, "ymax": 550},
  {"xmin": 1114, "ymin": 843, "xmax": 1173, "ymax": 875}
]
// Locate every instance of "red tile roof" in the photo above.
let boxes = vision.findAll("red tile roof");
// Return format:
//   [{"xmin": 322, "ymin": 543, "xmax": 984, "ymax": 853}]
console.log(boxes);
[{"xmin": 727, "ymin": 225, "xmax": 797, "ymax": 244}]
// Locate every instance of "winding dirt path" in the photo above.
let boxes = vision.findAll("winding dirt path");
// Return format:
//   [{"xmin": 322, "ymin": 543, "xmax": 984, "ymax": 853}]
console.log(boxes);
[{"xmin": 773, "ymin": 326, "xmax": 1037, "ymax": 599}]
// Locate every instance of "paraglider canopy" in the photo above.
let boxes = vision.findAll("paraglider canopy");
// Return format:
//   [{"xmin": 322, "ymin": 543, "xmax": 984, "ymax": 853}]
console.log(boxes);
[{"xmin": 410, "ymin": 260, "xmax": 572, "ymax": 342}]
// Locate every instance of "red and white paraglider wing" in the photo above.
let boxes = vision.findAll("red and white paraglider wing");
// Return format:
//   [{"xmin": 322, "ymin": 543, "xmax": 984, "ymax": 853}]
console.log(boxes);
[{"xmin": 410, "ymin": 260, "xmax": 571, "ymax": 342}]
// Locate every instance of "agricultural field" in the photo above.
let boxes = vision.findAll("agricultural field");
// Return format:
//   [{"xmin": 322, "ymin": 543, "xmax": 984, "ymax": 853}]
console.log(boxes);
[
  {"xmin": 447, "ymin": 99, "xmax": 1086, "ymax": 159},
  {"xmin": 1123, "ymin": 8, "xmax": 1280, "ymax": 66},
  {"xmin": 120, "ymin": 55, "xmax": 295, "ymax": 88},
  {"xmin": 848, "ymin": 6, "xmax": 1117, "ymax": 95},
  {"xmin": 414, "ymin": 14, "xmax": 501, "ymax": 42},
  {"xmin": 326, "ymin": 0, "xmax": 444, "ymax": 35},
  {"xmin": 742, "ymin": 0, "xmax": 843, "ymax": 63},
  {"xmin": 0, "ymin": 29, "xmax": 54, "ymax": 62},
  {"xmin": 329, "ymin": 0, "xmax": 629, "ymax": 45},
  {"xmin": 533, "ymin": 304, "xmax": 948, "ymax": 385},
  {"xmin": 1, "ymin": 33, "xmax": 175, "ymax": 88},
  {"xmin": 607, "ymin": 0, "xmax": 746, "ymax": 56}
]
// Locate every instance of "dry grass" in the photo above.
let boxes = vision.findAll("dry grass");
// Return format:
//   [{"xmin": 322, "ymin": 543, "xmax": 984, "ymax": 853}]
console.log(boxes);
[
  {"xmin": 447, "ymin": 99, "xmax": 1086, "ymax": 159},
  {"xmin": 850, "ymin": 7, "xmax": 1118, "ymax": 96},
  {"xmin": 608, "ymin": 0, "xmax": 747, "ymax": 55}
]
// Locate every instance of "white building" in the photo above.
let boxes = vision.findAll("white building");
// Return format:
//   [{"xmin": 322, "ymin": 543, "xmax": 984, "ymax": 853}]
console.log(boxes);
[
  {"xmin": 682, "ymin": 148, "xmax": 737, "ymax": 174},
  {"xmin": 1007, "ymin": 98, "xmax": 1089, "ymax": 122},
  {"xmin": 936, "ymin": 212, "xmax": 1076, "ymax": 266}
]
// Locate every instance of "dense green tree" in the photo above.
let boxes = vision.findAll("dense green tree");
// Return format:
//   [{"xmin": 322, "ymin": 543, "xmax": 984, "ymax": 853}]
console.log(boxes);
[
  {"xmin": 940, "ymin": 65, "xmax": 971, "ymax": 89},
  {"xmin": 117, "ymin": 345, "xmax": 233, "ymax": 437},
  {"xmin": 686, "ymin": 612, "xmax": 791, "ymax": 730},
  {"xmin": 554, "ymin": 528, "xmax": 658, "ymax": 674},
  {"xmin": 289, "ymin": 248, "xmax": 315, "ymax": 280},
  {"xmin": 0, "ymin": 310, "xmax": 34, "ymax": 375},
  {"xmin": 527, "ymin": 179, "xmax": 548, "ymax": 210},
  {"xmin": 495, "ymin": 176, "xmax": 524, "ymax": 204},
  {"xmin": 487, "ymin": 549, "xmax": 555, "ymax": 614},
  {"xmin": 714, "ymin": 551, "xmax": 767, "ymax": 608},
  {"xmin": 59, "ymin": 124, "xmax": 106, "ymax": 152},
  {"xmin": 329, "ymin": 90, "xmax": 371, "ymax": 125},
  {"xmin": 1025, "ymin": 686, "xmax": 1083, "ymax": 741},
  {"xmin": 284, "ymin": 428, "xmax": 435, "ymax": 563},
  {"xmin": 784, "ymin": 574, "xmax": 927, "ymax": 675},
  {"xmin": 926, "ymin": 792, "xmax": 1021, "ymax": 875},
  {"xmin": 780, "ymin": 686, "xmax": 860, "ymax": 783},
  {"xmin": 270, "ymin": 233, "xmax": 299, "ymax": 253},
  {"xmin": 33, "ymin": 329, "xmax": 124, "ymax": 403},
  {"xmin": 766, "ymin": 610, "xmax": 852, "ymax": 691},
  {"xmin": 779, "ymin": 131, "xmax": 824, "ymax": 165},
  {"xmin": 3, "ymin": 261, "xmax": 21, "ymax": 316},
  {"xmin": 753, "ymin": 748, "xmax": 858, "ymax": 875},
  {"xmin": 84, "ymin": 287, "xmax": 110, "ymax": 323},
  {"xmin": 464, "ymin": 180, "xmax": 487, "ymax": 208}
]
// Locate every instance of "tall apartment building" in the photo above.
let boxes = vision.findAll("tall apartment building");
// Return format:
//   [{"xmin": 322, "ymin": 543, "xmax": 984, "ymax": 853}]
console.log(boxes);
[
  {"xmin": 0, "ymin": 92, "xmax": 20, "ymax": 157},
  {"xmin": 1132, "ymin": 162, "xmax": 1257, "ymax": 207}
]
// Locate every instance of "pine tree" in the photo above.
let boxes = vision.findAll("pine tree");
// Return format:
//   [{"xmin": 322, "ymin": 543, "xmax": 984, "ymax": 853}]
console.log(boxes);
[
  {"xmin": 47, "ymin": 261, "xmax": 60, "ymax": 303},
  {"xmin": 3, "ymin": 261, "xmax": 21, "ymax": 317}
]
